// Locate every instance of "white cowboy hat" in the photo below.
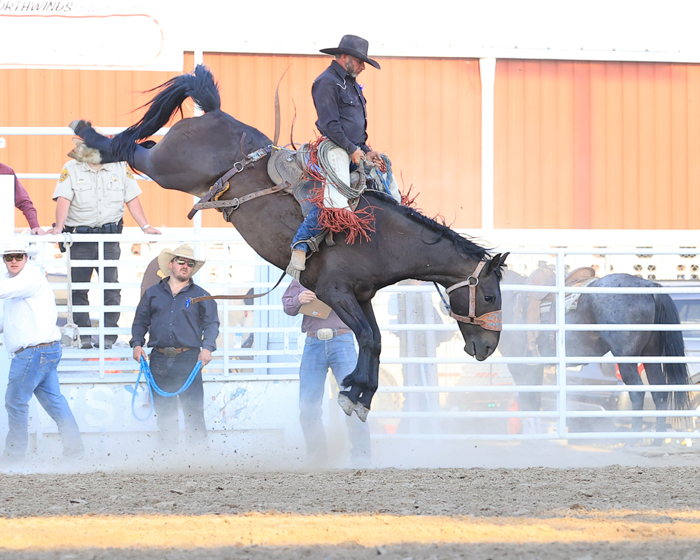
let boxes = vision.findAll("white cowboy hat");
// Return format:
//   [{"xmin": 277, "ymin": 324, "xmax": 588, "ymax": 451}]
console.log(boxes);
[
  {"xmin": 157, "ymin": 245, "xmax": 205, "ymax": 277},
  {"xmin": 2, "ymin": 239, "xmax": 28, "ymax": 255}
]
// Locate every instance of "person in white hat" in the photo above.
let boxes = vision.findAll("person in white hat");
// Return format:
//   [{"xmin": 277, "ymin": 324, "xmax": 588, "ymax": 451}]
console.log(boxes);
[
  {"xmin": 130, "ymin": 245, "xmax": 219, "ymax": 450},
  {"xmin": 0, "ymin": 239, "xmax": 83, "ymax": 463}
]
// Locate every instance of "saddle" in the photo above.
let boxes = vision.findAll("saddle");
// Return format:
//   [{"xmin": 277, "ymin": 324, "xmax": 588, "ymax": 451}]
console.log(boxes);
[
  {"xmin": 267, "ymin": 145, "xmax": 367, "ymax": 212},
  {"xmin": 190, "ymin": 144, "xmax": 370, "ymax": 252},
  {"xmin": 538, "ymin": 266, "xmax": 598, "ymax": 321},
  {"xmin": 267, "ymin": 146, "xmax": 368, "ymax": 252}
]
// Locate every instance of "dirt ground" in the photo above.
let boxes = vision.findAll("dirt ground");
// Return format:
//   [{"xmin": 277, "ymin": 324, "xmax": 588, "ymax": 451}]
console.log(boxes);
[{"xmin": 1, "ymin": 439, "xmax": 700, "ymax": 559}]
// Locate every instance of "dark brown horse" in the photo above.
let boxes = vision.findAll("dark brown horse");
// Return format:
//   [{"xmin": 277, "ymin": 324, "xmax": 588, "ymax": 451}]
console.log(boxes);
[{"xmin": 69, "ymin": 65, "xmax": 507, "ymax": 420}]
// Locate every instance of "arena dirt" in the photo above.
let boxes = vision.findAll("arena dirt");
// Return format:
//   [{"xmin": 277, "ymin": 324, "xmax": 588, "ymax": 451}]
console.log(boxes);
[{"xmin": 1, "ymin": 441, "xmax": 700, "ymax": 559}]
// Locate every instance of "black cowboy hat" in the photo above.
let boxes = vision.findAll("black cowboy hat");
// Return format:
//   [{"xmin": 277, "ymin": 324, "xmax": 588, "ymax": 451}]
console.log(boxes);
[{"xmin": 320, "ymin": 35, "xmax": 381, "ymax": 70}]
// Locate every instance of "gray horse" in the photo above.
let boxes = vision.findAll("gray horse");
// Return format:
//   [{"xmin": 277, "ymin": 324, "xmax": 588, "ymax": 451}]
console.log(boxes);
[{"xmin": 502, "ymin": 269, "xmax": 691, "ymax": 433}]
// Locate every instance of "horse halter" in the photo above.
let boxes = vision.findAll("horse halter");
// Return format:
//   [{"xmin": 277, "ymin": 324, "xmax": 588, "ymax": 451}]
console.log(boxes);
[{"xmin": 439, "ymin": 260, "xmax": 503, "ymax": 332}]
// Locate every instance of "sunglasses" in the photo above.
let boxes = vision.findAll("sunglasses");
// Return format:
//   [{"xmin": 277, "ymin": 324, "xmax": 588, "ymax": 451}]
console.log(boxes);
[
  {"xmin": 173, "ymin": 258, "xmax": 196, "ymax": 268},
  {"xmin": 3, "ymin": 254, "xmax": 26, "ymax": 263}
]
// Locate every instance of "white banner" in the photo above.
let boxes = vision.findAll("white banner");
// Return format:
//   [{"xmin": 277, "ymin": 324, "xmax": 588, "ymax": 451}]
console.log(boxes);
[{"xmin": 0, "ymin": 0, "xmax": 182, "ymax": 71}]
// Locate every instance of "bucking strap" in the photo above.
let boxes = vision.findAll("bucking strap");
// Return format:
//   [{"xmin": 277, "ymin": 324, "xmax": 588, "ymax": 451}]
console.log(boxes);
[{"xmin": 191, "ymin": 181, "xmax": 290, "ymax": 213}]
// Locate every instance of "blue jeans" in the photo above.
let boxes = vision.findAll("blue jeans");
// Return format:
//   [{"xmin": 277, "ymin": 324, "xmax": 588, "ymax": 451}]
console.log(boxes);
[
  {"xmin": 299, "ymin": 333, "xmax": 370, "ymax": 463},
  {"xmin": 4, "ymin": 342, "xmax": 83, "ymax": 458},
  {"xmin": 291, "ymin": 205, "xmax": 322, "ymax": 253}
]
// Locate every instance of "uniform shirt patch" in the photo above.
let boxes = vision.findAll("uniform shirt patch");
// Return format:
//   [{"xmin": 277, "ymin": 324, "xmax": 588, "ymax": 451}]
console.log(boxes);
[{"xmin": 59, "ymin": 168, "xmax": 69, "ymax": 183}]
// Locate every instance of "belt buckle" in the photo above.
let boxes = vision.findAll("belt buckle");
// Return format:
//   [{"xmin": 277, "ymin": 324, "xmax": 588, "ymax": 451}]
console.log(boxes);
[
  {"xmin": 163, "ymin": 347, "xmax": 178, "ymax": 358},
  {"xmin": 316, "ymin": 328, "xmax": 333, "ymax": 341}
]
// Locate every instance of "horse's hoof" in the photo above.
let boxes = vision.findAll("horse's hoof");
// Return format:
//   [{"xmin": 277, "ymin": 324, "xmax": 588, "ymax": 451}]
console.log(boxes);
[
  {"xmin": 69, "ymin": 119, "xmax": 91, "ymax": 135},
  {"xmin": 354, "ymin": 403, "xmax": 369, "ymax": 423},
  {"xmin": 337, "ymin": 393, "xmax": 354, "ymax": 416}
]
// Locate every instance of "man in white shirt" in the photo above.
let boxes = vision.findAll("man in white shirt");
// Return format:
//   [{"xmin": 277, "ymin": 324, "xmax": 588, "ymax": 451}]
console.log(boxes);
[{"xmin": 0, "ymin": 239, "xmax": 83, "ymax": 463}]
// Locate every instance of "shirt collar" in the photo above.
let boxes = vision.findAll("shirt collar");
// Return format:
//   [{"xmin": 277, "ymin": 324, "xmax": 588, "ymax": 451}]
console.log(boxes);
[
  {"xmin": 330, "ymin": 59, "xmax": 353, "ymax": 82},
  {"xmin": 161, "ymin": 276, "xmax": 194, "ymax": 294}
]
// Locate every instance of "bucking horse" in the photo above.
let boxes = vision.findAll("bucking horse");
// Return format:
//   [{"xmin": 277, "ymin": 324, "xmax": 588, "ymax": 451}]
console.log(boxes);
[{"xmin": 68, "ymin": 65, "xmax": 507, "ymax": 421}]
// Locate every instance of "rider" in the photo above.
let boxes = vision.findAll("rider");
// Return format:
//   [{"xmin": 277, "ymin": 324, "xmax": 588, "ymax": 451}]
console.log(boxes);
[{"xmin": 289, "ymin": 34, "xmax": 401, "ymax": 276}]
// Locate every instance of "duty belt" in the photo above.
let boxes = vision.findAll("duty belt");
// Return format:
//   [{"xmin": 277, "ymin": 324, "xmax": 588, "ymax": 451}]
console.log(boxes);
[{"xmin": 63, "ymin": 219, "xmax": 123, "ymax": 234}]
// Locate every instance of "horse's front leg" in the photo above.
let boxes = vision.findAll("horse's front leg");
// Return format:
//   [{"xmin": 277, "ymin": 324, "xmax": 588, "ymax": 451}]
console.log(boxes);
[
  {"xmin": 618, "ymin": 362, "xmax": 645, "ymax": 432},
  {"xmin": 354, "ymin": 300, "xmax": 381, "ymax": 420},
  {"xmin": 318, "ymin": 288, "xmax": 377, "ymax": 422}
]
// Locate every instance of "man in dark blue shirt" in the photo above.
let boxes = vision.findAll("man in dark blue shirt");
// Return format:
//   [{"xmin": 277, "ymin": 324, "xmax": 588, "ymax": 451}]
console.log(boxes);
[
  {"xmin": 289, "ymin": 35, "xmax": 394, "ymax": 277},
  {"xmin": 131, "ymin": 244, "xmax": 219, "ymax": 450}
]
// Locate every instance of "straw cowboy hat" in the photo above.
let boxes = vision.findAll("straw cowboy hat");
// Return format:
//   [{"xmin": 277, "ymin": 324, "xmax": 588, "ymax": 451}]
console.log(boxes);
[
  {"xmin": 320, "ymin": 35, "xmax": 381, "ymax": 69},
  {"xmin": 157, "ymin": 244, "xmax": 205, "ymax": 277}
]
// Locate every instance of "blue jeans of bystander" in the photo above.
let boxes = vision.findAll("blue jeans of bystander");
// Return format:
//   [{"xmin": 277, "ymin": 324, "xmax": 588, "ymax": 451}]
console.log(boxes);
[
  {"xmin": 299, "ymin": 332, "xmax": 370, "ymax": 465},
  {"xmin": 4, "ymin": 342, "xmax": 83, "ymax": 459}
]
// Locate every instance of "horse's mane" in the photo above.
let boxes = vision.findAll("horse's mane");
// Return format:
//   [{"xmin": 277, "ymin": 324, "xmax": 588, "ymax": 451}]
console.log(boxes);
[{"xmin": 365, "ymin": 190, "xmax": 492, "ymax": 263}]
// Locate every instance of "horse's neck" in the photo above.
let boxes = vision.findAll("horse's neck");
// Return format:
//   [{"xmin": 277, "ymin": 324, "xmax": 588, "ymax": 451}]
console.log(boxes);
[{"xmin": 412, "ymin": 243, "xmax": 483, "ymax": 287}]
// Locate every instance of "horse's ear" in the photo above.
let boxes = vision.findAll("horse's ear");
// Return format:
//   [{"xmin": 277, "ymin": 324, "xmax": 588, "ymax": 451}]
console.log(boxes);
[
  {"xmin": 486, "ymin": 253, "xmax": 508, "ymax": 274},
  {"xmin": 499, "ymin": 252, "xmax": 509, "ymax": 266}
]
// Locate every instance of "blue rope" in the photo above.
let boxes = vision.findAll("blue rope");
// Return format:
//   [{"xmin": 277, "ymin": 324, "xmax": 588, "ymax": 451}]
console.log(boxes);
[{"xmin": 130, "ymin": 356, "xmax": 203, "ymax": 421}]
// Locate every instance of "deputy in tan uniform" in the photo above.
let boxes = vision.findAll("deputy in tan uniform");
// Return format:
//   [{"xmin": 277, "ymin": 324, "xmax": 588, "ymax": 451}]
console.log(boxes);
[{"xmin": 47, "ymin": 160, "xmax": 161, "ymax": 349}]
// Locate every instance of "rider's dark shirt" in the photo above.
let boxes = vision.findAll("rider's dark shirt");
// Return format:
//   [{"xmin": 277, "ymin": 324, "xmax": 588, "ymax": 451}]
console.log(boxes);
[
  {"xmin": 312, "ymin": 60, "xmax": 369, "ymax": 155},
  {"xmin": 130, "ymin": 277, "xmax": 219, "ymax": 351}
]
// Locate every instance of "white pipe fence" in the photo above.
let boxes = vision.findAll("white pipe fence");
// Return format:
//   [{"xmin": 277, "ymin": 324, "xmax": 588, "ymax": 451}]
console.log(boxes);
[
  {"xmin": 10, "ymin": 232, "xmax": 696, "ymax": 441},
  {"xmin": 3, "ymin": 125, "xmax": 700, "ymax": 440}
]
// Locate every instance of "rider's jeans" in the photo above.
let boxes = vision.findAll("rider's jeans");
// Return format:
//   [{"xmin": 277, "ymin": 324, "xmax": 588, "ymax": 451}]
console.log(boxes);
[
  {"xmin": 4, "ymin": 342, "xmax": 83, "ymax": 459},
  {"xmin": 298, "ymin": 332, "xmax": 370, "ymax": 465},
  {"xmin": 292, "ymin": 205, "xmax": 322, "ymax": 252}
]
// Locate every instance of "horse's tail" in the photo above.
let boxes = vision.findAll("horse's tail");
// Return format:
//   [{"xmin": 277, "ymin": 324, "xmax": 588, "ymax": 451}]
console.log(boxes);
[
  {"xmin": 655, "ymin": 294, "xmax": 691, "ymax": 410},
  {"xmin": 110, "ymin": 64, "xmax": 221, "ymax": 165}
]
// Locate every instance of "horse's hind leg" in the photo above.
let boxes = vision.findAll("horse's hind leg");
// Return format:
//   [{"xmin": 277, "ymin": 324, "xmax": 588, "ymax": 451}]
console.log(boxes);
[
  {"xmin": 644, "ymin": 362, "xmax": 670, "ymax": 436},
  {"xmin": 69, "ymin": 120, "xmax": 121, "ymax": 163},
  {"xmin": 618, "ymin": 362, "xmax": 645, "ymax": 432}
]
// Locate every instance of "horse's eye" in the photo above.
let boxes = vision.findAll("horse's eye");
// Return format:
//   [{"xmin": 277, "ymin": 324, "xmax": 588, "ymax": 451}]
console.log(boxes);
[{"xmin": 484, "ymin": 295, "xmax": 495, "ymax": 304}]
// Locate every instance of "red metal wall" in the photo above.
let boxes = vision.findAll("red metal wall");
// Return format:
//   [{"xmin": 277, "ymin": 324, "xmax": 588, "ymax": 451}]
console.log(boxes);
[
  {"xmin": 1, "ymin": 53, "xmax": 482, "ymax": 229},
  {"xmin": 494, "ymin": 59, "xmax": 700, "ymax": 229}
]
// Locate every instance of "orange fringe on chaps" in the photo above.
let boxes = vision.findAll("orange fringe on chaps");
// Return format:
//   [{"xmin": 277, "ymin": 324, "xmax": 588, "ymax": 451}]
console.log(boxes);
[{"xmin": 307, "ymin": 184, "xmax": 376, "ymax": 244}]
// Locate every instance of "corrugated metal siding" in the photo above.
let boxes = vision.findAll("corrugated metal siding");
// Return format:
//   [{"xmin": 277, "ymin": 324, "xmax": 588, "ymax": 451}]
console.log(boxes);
[
  {"xmin": 1, "ymin": 60, "xmax": 196, "ymax": 230},
  {"xmin": 495, "ymin": 59, "xmax": 700, "ymax": 229},
  {"xmin": 2, "ymin": 54, "xmax": 482, "ymax": 229}
]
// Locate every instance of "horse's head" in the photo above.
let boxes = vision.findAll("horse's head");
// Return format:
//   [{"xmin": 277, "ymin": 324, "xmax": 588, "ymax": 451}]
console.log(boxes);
[{"xmin": 447, "ymin": 253, "xmax": 508, "ymax": 361}]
